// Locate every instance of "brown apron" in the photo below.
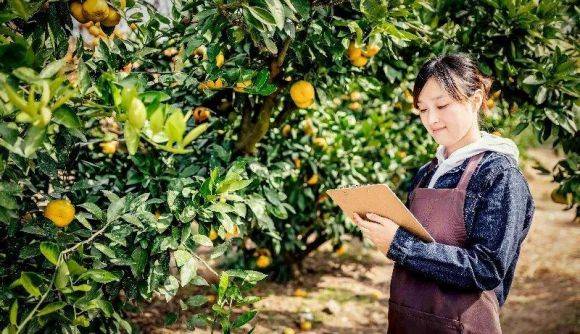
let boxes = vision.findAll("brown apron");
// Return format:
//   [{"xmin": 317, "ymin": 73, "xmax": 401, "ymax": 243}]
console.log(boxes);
[{"xmin": 387, "ymin": 152, "xmax": 502, "ymax": 334}]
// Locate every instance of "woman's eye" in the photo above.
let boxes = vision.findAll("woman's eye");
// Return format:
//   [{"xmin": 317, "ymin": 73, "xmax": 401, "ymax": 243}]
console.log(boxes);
[
  {"xmin": 419, "ymin": 109, "xmax": 427, "ymax": 113},
  {"xmin": 437, "ymin": 104, "xmax": 449, "ymax": 109}
]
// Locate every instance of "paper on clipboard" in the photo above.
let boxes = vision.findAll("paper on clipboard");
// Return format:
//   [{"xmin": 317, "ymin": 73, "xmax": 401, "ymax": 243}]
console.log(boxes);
[{"xmin": 326, "ymin": 184, "xmax": 434, "ymax": 243}]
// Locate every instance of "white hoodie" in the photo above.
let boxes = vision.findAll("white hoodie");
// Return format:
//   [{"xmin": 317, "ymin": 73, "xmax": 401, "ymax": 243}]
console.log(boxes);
[{"xmin": 427, "ymin": 131, "xmax": 520, "ymax": 188}]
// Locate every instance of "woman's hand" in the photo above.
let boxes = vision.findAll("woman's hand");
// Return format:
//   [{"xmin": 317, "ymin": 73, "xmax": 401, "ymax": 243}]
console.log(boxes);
[{"xmin": 353, "ymin": 212, "xmax": 400, "ymax": 254}]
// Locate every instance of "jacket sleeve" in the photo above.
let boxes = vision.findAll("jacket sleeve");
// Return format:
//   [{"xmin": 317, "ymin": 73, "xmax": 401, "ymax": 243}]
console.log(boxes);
[{"xmin": 387, "ymin": 167, "xmax": 533, "ymax": 291}]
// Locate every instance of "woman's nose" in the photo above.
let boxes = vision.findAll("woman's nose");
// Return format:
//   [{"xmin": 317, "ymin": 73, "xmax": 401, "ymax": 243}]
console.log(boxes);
[{"xmin": 427, "ymin": 109, "xmax": 439, "ymax": 125}]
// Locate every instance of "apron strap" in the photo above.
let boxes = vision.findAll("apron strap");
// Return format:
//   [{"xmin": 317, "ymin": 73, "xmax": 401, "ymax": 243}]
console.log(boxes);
[
  {"xmin": 412, "ymin": 157, "xmax": 438, "ymax": 191},
  {"xmin": 457, "ymin": 152, "xmax": 486, "ymax": 190}
]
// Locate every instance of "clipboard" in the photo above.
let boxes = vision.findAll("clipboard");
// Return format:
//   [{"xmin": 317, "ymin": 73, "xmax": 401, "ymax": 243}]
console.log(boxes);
[{"xmin": 326, "ymin": 184, "xmax": 434, "ymax": 243}]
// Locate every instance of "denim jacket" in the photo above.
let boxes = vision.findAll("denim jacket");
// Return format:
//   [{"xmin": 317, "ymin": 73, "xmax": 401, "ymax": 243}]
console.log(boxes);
[{"xmin": 386, "ymin": 151, "xmax": 535, "ymax": 307}]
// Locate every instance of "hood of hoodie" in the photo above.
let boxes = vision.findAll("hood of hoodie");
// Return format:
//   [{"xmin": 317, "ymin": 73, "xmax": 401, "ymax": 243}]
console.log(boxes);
[{"xmin": 427, "ymin": 131, "xmax": 519, "ymax": 188}]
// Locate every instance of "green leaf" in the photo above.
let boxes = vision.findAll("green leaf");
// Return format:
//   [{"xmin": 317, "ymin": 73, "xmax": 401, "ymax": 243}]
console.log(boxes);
[
  {"xmin": 180, "ymin": 258, "xmax": 198, "ymax": 287},
  {"xmin": 13, "ymin": 67, "xmax": 40, "ymax": 83},
  {"xmin": 173, "ymin": 249, "xmax": 193, "ymax": 267},
  {"xmin": 232, "ymin": 310, "xmax": 257, "ymax": 328},
  {"xmin": 88, "ymin": 299, "xmax": 113, "ymax": 317},
  {"xmin": 123, "ymin": 214, "xmax": 144, "ymax": 229},
  {"xmin": 66, "ymin": 259, "xmax": 87, "ymax": 276},
  {"xmin": 372, "ymin": 22, "xmax": 417, "ymax": 41},
  {"xmin": 192, "ymin": 234, "xmax": 213, "ymax": 247},
  {"xmin": 130, "ymin": 248, "xmax": 147, "ymax": 277},
  {"xmin": 9, "ymin": 300, "xmax": 18, "ymax": 325},
  {"xmin": 265, "ymin": 0, "xmax": 285, "ymax": 30},
  {"xmin": 164, "ymin": 108, "xmax": 187, "ymax": 144},
  {"xmin": 78, "ymin": 269, "xmax": 120, "ymax": 283},
  {"xmin": 224, "ymin": 269, "xmax": 267, "ymax": 283},
  {"xmin": 94, "ymin": 243, "xmax": 117, "ymax": 258},
  {"xmin": 182, "ymin": 123, "xmax": 210, "ymax": 147},
  {"xmin": 522, "ymin": 75, "xmax": 544, "ymax": 85},
  {"xmin": 55, "ymin": 262, "xmax": 70, "ymax": 290},
  {"xmin": 40, "ymin": 59, "xmax": 66, "ymax": 78},
  {"xmin": 218, "ymin": 179, "xmax": 253, "ymax": 193},
  {"xmin": 208, "ymin": 202, "xmax": 235, "ymax": 214},
  {"xmin": 72, "ymin": 315, "xmax": 90, "ymax": 327},
  {"xmin": 23, "ymin": 126, "xmax": 46, "ymax": 157},
  {"xmin": 80, "ymin": 202, "xmax": 104, "ymax": 221},
  {"xmin": 36, "ymin": 301, "xmax": 66, "ymax": 317},
  {"xmin": 263, "ymin": 37, "xmax": 278, "ymax": 54},
  {"xmin": 218, "ymin": 272, "xmax": 229, "ymax": 300},
  {"xmin": 39, "ymin": 242, "xmax": 60, "ymax": 266},
  {"xmin": 290, "ymin": 0, "xmax": 309, "ymax": 17},
  {"xmin": 124, "ymin": 123, "xmax": 140, "ymax": 155},
  {"xmin": 186, "ymin": 314, "xmax": 208, "ymax": 329},
  {"xmin": 535, "ymin": 86, "xmax": 547, "ymax": 104},
  {"xmin": 246, "ymin": 6, "xmax": 276, "ymax": 26},
  {"xmin": 211, "ymin": 240, "xmax": 231, "ymax": 259},
  {"xmin": 186, "ymin": 295, "xmax": 207, "ymax": 307},
  {"xmin": 107, "ymin": 197, "xmax": 125, "ymax": 223},
  {"xmin": 20, "ymin": 272, "xmax": 41, "ymax": 297},
  {"xmin": 360, "ymin": 0, "xmax": 388, "ymax": 22},
  {"xmin": 53, "ymin": 106, "xmax": 82, "ymax": 129}
]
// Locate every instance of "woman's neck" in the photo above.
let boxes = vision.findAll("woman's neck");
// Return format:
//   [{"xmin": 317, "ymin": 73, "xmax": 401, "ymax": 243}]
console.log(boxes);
[{"xmin": 444, "ymin": 128, "xmax": 481, "ymax": 158}]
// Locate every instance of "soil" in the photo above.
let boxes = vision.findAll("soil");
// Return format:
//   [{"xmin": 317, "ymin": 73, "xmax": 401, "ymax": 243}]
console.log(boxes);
[{"xmin": 131, "ymin": 147, "xmax": 579, "ymax": 334}]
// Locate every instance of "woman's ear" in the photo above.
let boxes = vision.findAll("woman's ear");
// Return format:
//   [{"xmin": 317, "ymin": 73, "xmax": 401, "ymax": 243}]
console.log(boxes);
[{"xmin": 471, "ymin": 89, "xmax": 484, "ymax": 113}]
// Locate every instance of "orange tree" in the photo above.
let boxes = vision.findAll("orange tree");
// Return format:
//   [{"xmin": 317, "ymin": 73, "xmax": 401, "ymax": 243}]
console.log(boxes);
[{"xmin": 229, "ymin": 0, "xmax": 579, "ymax": 277}]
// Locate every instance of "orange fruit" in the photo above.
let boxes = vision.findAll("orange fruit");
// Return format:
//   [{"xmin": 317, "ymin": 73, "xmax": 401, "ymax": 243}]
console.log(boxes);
[
  {"xmin": 362, "ymin": 44, "xmax": 380, "ymax": 57},
  {"xmin": 82, "ymin": 0, "xmax": 109, "ymax": 22},
  {"xmin": 290, "ymin": 81, "xmax": 315, "ymax": 106},
  {"xmin": 70, "ymin": 1, "xmax": 89, "ymax": 23},
  {"xmin": 294, "ymin": 288, "xmax": 308, "ymax": 297},
  {"xmin": 351, "ymin": 56, "xmax": 368, "ymax": 67},
  {"xmin": 347, "ymin": 40, "xmax": 362, "ymax": 60},
  {"xmin": 256, "ymin": 255, "xmax": 271, "ymax": 268},
  {"xmin": 100, "ymin": 140, "xmax": 118, "ymax": 155},
  {"xmin": 306, "ymin": 174, "xmax": 319, "ymax": 186},
  {"xmin": 44, "ymin": 199, "xmax": 75, "ymax": 228},
  {"xmin": 101, "ymin": 7, "xmax": 121, "ymax": 27}
]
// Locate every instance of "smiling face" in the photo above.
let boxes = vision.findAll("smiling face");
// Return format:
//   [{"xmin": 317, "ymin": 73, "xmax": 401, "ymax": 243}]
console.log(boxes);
[{"xmin": 415, "ymin": 77, "xmax": 483, "ymax": 151}]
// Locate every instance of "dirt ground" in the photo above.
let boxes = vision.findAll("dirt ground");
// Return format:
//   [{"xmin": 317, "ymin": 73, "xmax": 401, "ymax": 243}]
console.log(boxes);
[{"xmin": 134, "ymin": 147, "xmax": 579, "ymax": 334}]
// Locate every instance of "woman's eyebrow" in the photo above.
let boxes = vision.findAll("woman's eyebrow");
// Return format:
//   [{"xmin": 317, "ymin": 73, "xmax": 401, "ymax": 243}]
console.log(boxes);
[{"xmin": 417, "ymin": 95, "xmax": 446, "ymax": 105}]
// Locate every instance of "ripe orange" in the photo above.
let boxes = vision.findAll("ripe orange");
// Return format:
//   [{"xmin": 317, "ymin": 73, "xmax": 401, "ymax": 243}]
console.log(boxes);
[
  {"xmin": 256, "ymin": 255, "xmax": 272, "ymax": 268},
  {"xmin": 290, "ymin": 81, "xmax": 315, "ymax": 107},
  {"xmin": 82, "ymin": 0, "xmax": 109, "ymax": 22},
  {"xmin": 44, "ymin": 199, "xmax": 75, "ymax": 228}
]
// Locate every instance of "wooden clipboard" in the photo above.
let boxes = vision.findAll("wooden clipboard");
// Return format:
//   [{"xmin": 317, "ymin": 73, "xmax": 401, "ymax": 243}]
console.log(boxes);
[{"xmin": 326, "ymin": 184, "xmax": 434, "ymax": 243}]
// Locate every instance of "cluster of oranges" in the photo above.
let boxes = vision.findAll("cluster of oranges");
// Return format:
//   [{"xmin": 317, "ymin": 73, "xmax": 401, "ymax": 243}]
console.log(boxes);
[
  {"xmin": 347, "ymin": 40, "xmax": 381, "ymax": 67},
  {"xmin": 70, "ymin": 0, "xmax": 124, "ymax": 46}
]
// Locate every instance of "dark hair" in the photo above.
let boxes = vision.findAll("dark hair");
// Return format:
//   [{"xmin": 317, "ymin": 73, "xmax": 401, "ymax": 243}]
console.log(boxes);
[{"xmin": 412, "ymin": 53, "xmax": 493, "ymax": 115}]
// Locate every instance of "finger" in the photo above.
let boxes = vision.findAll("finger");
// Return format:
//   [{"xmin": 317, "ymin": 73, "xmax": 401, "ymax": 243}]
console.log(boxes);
[
  {"xmin": 359, "ymin": 224, "xmax": 370, "ymax": 233},
  {"xmin": 356, "ymin": 218, "xmax": 376, "ymax": 231},
  {"xmin": 366, "ymin": 213, "xmax": 394, "ymax": 225},
  {"xmin": 352, "ymin": 213, "xmax": 366, "ymax": 226},
  {"xmin": 351, "ymin": 213, "xmax": 361, "ymax": 225}
]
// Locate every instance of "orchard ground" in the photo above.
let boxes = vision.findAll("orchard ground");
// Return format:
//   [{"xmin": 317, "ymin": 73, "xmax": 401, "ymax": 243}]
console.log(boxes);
[{"xmin": 131, "ymin": 147, "xmax": 579, "ymax": 334}]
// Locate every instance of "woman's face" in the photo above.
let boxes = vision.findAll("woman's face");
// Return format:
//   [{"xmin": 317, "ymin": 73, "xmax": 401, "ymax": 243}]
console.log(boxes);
[{"xmin": 415, "ymin": 77, "xmax": 482, "ymax": 148}]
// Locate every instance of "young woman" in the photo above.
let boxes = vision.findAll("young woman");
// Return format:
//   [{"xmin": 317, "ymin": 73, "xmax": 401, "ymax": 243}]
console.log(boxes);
[{"xmin": 353, "ymin": 53, "xmax": 535, "ymax": 333}]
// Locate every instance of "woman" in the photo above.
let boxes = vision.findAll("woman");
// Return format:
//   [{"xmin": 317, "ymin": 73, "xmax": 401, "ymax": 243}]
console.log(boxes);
[{"xmin": 353, "ymin": 53, "xmax": 535, "ymax": 333}]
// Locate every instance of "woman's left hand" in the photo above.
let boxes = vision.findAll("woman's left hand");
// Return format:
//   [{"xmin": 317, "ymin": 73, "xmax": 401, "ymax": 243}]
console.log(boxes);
[{"xmin": 353, "ymin": 213, "xmax": 400, "ymax": 254}]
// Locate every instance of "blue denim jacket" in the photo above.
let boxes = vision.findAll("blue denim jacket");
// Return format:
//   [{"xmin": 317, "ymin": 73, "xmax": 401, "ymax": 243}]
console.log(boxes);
[{"xmin": 386, "ymin": 151, "xmax": 535, "ymax": 307}]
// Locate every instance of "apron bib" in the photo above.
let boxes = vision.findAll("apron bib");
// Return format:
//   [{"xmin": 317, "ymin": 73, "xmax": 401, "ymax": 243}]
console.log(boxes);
[{"xmin": 387, "ymin": 152, "xmax": 502, "ymax": 334}]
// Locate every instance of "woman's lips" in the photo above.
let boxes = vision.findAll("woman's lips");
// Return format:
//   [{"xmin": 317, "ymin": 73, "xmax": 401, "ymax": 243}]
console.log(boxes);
[{"xmin": 432, "ymin": 127, "xmax": 446, "ymax": 133}]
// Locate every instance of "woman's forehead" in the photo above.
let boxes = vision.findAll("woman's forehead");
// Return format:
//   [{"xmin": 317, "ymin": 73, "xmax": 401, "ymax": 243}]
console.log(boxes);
[{"xmin": 417, "ymin": 78, "xmax": 451, "ymax": 104}]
